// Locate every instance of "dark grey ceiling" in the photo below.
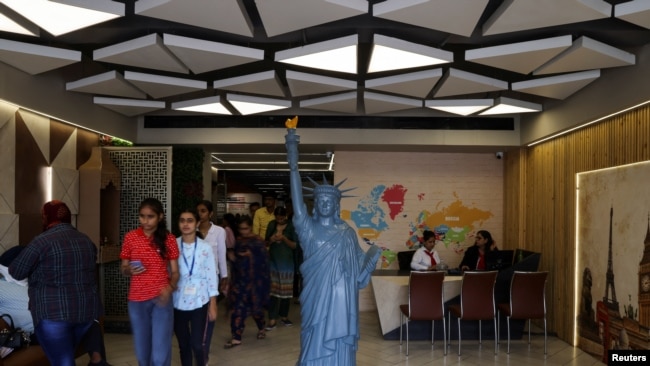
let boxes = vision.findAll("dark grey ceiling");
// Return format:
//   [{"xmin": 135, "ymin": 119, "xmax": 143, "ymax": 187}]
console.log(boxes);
[{"xmin": 1, "ymin": 0, "xmax": 649, "ymax": 194}]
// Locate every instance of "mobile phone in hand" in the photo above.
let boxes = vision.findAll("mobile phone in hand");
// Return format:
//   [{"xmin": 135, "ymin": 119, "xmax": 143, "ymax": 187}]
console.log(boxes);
[{"xmin": 130, "ymin": 260, "xmax": 144, "ymax": 270}]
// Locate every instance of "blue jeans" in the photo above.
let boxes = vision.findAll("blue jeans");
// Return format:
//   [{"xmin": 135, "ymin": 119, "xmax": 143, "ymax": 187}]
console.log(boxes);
[
  {"xmin": 128, "ymin": 299, "xmax": 174, "ymax": 366},
  {"xmin": 35, "ymin": 319, "xmax": 93, "ymax": 366}
]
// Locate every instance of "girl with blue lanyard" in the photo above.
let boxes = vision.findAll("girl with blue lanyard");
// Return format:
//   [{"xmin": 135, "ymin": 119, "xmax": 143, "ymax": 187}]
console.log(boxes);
[{"xmin": 173, "ymin": 208, "xmax": 219, "ymax": 366}]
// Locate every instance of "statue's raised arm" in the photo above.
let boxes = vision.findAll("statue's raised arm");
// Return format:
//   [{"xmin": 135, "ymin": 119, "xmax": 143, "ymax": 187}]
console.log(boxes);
[{"xmin": 284, "ymin": 117, "xmax": 306, "ymax": 220}]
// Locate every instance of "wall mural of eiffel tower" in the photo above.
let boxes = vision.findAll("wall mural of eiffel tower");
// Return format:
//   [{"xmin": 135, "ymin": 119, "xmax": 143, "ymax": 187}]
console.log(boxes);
[{"xmin": 576, "ymin": 162, "xmax": 650, "ymax": 363}]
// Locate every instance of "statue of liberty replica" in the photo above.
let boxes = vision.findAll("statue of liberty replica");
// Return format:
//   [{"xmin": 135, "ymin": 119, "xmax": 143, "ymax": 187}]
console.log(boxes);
[{"xmin": 285, "ymin": 117, "xmax": 381, "ymax": 365}]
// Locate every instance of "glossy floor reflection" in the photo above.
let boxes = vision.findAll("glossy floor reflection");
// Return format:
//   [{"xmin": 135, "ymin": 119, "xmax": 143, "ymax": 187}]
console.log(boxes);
[{"xmin": 81, "ymin": 301, "xmax": 604, "ymax": 366}]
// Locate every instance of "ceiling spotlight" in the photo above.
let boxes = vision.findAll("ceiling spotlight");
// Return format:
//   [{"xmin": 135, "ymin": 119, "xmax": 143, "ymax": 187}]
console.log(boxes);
[
  {"xmin": 171, "ymin": 96, "xmax": 231, "ymax": 114},
  {"xmin": 1, "ymin": 0, "xmax": 125, "ymax": 36},
  {"xmin": 275, "ymin": 35, "xmax": 358, "ymax": 74},
  {"xmin": 226, "ymin": 94, "xmax": 291, "ymax": 115},
  {"xmin": 425, "ymin": 99, "xmax": 493, "ymax": 116},
  {"xmin": 368, "ymin": 34, "xmax": 453, "ymax": 73}
]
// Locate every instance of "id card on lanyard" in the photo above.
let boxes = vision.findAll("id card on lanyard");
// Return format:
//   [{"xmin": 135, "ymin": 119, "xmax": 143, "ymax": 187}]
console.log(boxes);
[{"xmin": 182, "ymin": 238, "xmax": 198, "ymax": 295}]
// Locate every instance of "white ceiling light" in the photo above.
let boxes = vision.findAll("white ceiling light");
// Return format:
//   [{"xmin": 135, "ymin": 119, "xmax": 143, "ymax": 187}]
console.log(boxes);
[
  {"xmin": 226, "ymin": 94, "xmax": 291, "ymax": 115},
  {"xmin": 368, "ymin": 34, "xmax": 453, "ymax": 73},
  {"xmin": 479, "ymin": 97, "xmax": 542, "ymax": 115},
  {"xmin": 1, "ymin": 0, "xmax": 125, "ymax": 36},
  {"xmin": 425, "ymin": 99, "xmax": 493, "ymax": 116},
  {"xmin": 275, "ymin": 35, "xmax": 358, "ymax": 74},
  {"xmin": 0, "ymin": 4, "xmax": 38, "ymax": 36},
  {"xmin": 172, "ymin": 96, "xmax": 231, "ymax": 114}
]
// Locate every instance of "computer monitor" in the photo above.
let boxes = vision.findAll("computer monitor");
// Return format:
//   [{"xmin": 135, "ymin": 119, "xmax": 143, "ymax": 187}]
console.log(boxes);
[
  {"xmin": 513, "ymin": 249, "xmax": 537, "ymax": 265},
  {"xmin": 485, "ymin": 250, "xmax": 514, "ymax": 271},
  {"xmin": 512, "ymin": 250, "xmax": 541, "ymax": 272}
]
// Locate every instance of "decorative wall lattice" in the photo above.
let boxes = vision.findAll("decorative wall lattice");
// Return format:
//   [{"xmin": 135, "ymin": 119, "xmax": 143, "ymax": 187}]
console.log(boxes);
[{"xmin": 103, "ymin": 147, "xmax": 172, "ymax": 320}]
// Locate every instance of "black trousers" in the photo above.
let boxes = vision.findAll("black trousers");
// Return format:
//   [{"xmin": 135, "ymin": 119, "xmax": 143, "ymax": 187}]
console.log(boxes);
[{"xmin": 173, "ymin": 303, "xmax": 209, "ymax": 366}]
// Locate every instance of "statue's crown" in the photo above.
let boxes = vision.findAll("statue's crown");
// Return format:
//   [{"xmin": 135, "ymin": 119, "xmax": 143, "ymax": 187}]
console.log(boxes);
[
  {"xmin": 303, "ymin": 175, "xmax": 355, "ymax": 199},
  {"xmin": 313, "ymin": 184, "xmax": 342, "ymax": 199}
]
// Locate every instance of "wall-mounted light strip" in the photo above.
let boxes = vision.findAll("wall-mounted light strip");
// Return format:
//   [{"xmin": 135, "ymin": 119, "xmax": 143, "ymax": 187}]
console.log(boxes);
[
  {"xmin": 45, "ymin": 166, "xmax": 52, "ymax": 202},
  {"xmin": 215, "ymin": 161, "xmax": 330, "ymax": 165},
  {"xmin": 216, "ymin": 168, "xmax": 333, "ymax": 172},
  {"xmin": 328, "ymin": 153, "xmax": 335, "ymax": 171},
  {"xmin": 573, "ymin": 175, "xmax": 581, "ymax": 347},
  {"xmin": 0, "ymin": 99, "xmax": 133, "ymax": 144},
  {"xmin": 528, "ymin": 99, "xmax": 650, "ymax": 146}
]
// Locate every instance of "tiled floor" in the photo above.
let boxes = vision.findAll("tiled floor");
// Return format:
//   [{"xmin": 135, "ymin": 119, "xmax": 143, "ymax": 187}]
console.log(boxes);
[{"xmin": 84, "ymin": 302, "xmax": 605, "ymax": 366}]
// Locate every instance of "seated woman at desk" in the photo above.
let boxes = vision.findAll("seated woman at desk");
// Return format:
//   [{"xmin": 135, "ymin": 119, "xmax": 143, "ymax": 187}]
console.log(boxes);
[
  {"xmin": 410, "ymin": 230, "xmax": 442, "ymax": 271},
  {"xmin": 459, "ymin": 229, "xmax": 498, "ymax": 271}
]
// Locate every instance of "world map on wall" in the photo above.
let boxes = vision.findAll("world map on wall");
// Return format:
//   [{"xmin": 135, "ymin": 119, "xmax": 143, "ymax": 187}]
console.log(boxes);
[{"xmin": 341, "ymin": 184, "xmax": 493, "ymax": 268}]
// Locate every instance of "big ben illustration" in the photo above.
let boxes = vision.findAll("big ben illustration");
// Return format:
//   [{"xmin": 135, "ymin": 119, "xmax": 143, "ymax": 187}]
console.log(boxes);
[{"xmin": 639, "ymin": 214, "xmax": 650, "ymax": 327}]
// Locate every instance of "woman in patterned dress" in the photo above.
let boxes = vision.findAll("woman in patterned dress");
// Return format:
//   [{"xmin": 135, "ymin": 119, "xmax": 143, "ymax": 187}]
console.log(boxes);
[
  {"xmin": 265, "ymin": 207, "xmax": 298, "ymax": 329},
  {"xmin": 224, "ymin": 216, "xmax": 270, "ymax": 348}
]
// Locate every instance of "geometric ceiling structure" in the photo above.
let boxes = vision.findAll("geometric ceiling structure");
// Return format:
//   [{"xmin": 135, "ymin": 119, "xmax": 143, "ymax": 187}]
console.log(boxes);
[
  {"xmin": 0, "ymin": 4, "xmax": 39, "ymax": 36},
  {"xmin": 66, "ymin": 71, "xmax": 147, "ymax": 99},
  {"xmin": 275, "ymin": 35, "xmax": 359, "ymax": 74},
  {"xmin": 1, "ymin": 0, "xmax": 124, "ymax": 37},
  {"xmin": 0, "ymin": 0, "xmax": 647, "ymax": 119},
  {"xmin": 162, "ymin": 34, "xmax": 264, "ymax": 74},
  {"xmin": 434, "ymin": 68, "xmax": 508, "ymax": 98},
  {"xmin": 214, "ymin": 71, "xmax": 285, "ymax": 97},
  {"xmin": 466, "ymin": 36, "xmax": 573, "ymax": 75},
  {"xmin": 373, "ymin": 0, "xmax": 489, "ymax": 37},
  {"xmin": 368, "ymin": 35, "xmax": 453, "ymax": 73},
  {"xmin": 123, "ymin": 71, "xmax": 207, "ymax": 99},
  {"xmin": 615, "ymin": 0, "xmax": 650, "ymax": 29},
  {"xmin": 0, "ymin": 39, "xmax": 81, "ymax": 75},
  {"xmin": 135, "ymin": 0, "xmax": 254, "ymax": 37},
  {"xmin": 511, "ymin": 70, "xmax": 601, "ymax": 100},
  {"xmin": 300, "ymin": 92, "xmax": 358, "ymax": 114},
  {"xmin": 93, "ymin": 97, "xmax": 165, "ymax": 117},
  {"xmin": 366, "ymin": 69, "xmax": 443, "ymax": 98},
  {"xmin": 255, "ymin": 0, "xmax": 367, "ymax": 37},
  {"xmin": 286, "ymin": 71, "xmax": 356, "ymax": 97},
  {"xmin": 483, "ymin": 0, "xmax": 611, "ymax": 35},
  {"xmin": 364, "ymin": 92, "xmax": 422, "ymax": 115},
  {"xmin": 533, "ymin": 37, "xmax": 636, "ymax": 75},
  {"xmin": 3, "ymin": 0, "xmax": 650, "ymax": 194},
  {"xmin": 94, "ymin": 33, "xmax": 189, "ymax": 74}
]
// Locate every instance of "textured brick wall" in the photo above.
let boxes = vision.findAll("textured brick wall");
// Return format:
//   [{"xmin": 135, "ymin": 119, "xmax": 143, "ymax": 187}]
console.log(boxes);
[{"xmin": 333, "ymin": 151, "xmax": 504, "ymax": 310}]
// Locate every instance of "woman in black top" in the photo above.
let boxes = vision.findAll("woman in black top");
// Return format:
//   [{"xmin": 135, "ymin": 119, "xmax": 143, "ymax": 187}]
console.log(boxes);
[{"xmin": 459, "ymin": 230, "xmax": 498, "ymax": 271}]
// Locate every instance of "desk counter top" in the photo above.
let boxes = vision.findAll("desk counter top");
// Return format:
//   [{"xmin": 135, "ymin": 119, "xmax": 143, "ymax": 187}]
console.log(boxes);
[{"xmin": 371, "ymin": 272, "xmax": 462, "ymax": 336}]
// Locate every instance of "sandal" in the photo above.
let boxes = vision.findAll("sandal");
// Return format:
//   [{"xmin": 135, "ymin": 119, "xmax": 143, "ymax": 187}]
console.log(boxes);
[
  {"xmin": 224, "ymin": 340, "xmax": 241, "ymax": 349},
  {"xmin": 257, "ymin": 330, "xmax": 266, "ymax": 340}
]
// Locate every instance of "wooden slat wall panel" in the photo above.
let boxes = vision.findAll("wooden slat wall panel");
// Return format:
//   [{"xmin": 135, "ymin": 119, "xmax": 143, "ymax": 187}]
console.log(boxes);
[{"xmin": 503, "ymin": 104, "xmax": 650, "ymax": 343}]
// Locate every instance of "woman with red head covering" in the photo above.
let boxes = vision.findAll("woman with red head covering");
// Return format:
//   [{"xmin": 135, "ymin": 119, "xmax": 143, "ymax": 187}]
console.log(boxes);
[{"xmin": 9, "ymin": 200, "xmax": 102, "ymax": 365}]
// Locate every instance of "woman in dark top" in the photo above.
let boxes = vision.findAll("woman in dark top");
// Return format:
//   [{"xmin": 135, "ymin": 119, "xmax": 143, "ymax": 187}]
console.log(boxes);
[
  {"xmin": 225, "ymin": 217, "xmax": 270, "ymax": 348},
  {"xmin": 459, "ymin": 230, "xmax": 498, "ymax": 271},
  {"xmin": 265, "ymin": 207, "xmax": 298, "ymax": 329}
]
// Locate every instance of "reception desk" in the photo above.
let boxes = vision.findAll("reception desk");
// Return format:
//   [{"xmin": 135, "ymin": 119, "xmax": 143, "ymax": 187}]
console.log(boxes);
[
  {"xmin": 371, "ymin": 269, "xmax": 528, "ymax": 340},
  {"xmin": 371, "ymin": 270, "xmax": 462, "ymax": 338}
]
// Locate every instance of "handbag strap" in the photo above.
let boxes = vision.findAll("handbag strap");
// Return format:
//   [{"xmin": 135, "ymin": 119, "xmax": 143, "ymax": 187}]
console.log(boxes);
[{"xmin": 0, "ymin": 314, "xmax": 14, "ymax": 330}]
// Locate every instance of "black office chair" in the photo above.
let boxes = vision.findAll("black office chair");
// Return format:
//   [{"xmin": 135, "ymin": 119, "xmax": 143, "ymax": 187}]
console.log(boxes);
[{"xmin": 397, "ymin": 251, "xmax": 416, "ymax": 271}]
